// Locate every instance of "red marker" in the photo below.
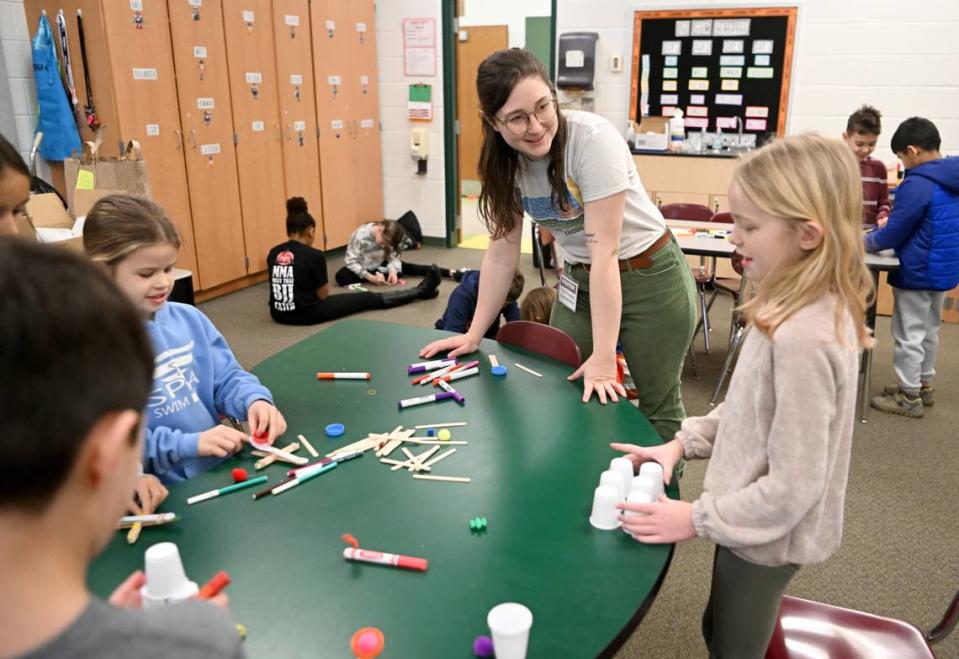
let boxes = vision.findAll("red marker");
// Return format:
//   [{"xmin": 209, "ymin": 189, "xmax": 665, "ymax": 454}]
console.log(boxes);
[
  {"xmin": 343, "ymin": 547, "xmax": 428, "ymax": 572},
  {"xmin": 197, "ymin": 570, "xmax": 231, "ymax": 599}
]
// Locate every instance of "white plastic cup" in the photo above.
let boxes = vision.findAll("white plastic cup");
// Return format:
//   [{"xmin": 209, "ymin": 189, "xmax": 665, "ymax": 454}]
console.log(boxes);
[
  {"xmin": 630, "ymin": 474, "xmax": 663, "ymax": 502},
  {"xmin": 623, "ymin": 490, "xmax": 655, "ymax": 534},
  {"xmin": 639, "ymin": 461, "xmax": 665, "ymax": 485},
  {"xmin": 609, "ymin": 457, "xmax": 634, "ymax": 489},
  {"xmin": 140, "ymin": 542, "xmax": 198, "ymax": 609},
  {"xmin": 599, "ymin": 470, "xmax": 627, "ymax": 501},
  {"xmin": 589, "ymin": 485, "xmax": 621, "ymax": 530},
  {"xmin": 487, "ymin": 602, "xmax": 533, "ymax": 659}
]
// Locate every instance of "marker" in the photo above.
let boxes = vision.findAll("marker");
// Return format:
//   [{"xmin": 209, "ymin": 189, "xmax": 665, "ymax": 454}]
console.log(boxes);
[
  {"xmin": 287, "ymin": 450, "xmax": 363, "ymax": 477},
  {"xmin": 435, "ymin": 378, "xmax": 465, "ymax": 404},
  {"xmin": 187, "ymin": 476, "xmax": 268, "ymax": 505},
  {"xmin": 197, "ymin": 571, "xmax": 231, "ymax": 599},
  {"xmin": 316, "ymin": 372, "xmax": 371, "ymax": 380},
  {"xmin": 117, "ymin": 512, "xmax": 177, "ymax": 528},
  {"xmin": 272, "ymin": 461, "xmax": 338, "ymax": 496},
  {"xmin": 407, "ymin": 358, "xmax": 456, "ymax": 374},
  {"xmin": 424, "ymin": 359, "xmax": 479, "ymax": 385},
  {"xmin": 412, "ymin": 361, "xmax": 460, "ymax": 385},
  {"xmin": 398, "ymin": 391, "xmax": 455, "ymax": 409},
  {"xmin": 343, "ymin": 547, "xmax": 428, "ymax": 572},
  {"xmin": 438, "ymin": 366, "xmax": 480, "ymax": 383}
]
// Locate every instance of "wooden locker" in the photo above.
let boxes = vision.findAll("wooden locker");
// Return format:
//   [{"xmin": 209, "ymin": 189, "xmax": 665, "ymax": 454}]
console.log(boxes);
[
  {"xmin": 310, "ymin": 0, "xmax": 358, "ymax": 249},
  {"xmin": 349, "ymin": 0, "xmax": 384, "ymax": 227},
  {"xmin": 271, "ymin": 0, "xmax": 324, "ymax": 241},
  {"xmin": 222, "ymin": 0, "xmax": 286, "ymax": 274},
  {"xmin": 167, "ymin": 0, "xmax": 247, "ymax": 289}
]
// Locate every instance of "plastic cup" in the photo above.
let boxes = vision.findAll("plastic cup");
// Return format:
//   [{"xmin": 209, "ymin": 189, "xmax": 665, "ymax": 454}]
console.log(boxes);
[
  {"xmin": 589, "ymin": 485, "xmax": 621, "ymax": 530},
  {"xmin": 609, "ymin": 457, "xmax": 634, "ymax": 488},
  {"xmin": 598, "ymin": 470, "xmax": 627, "ymax": 501},
  {"xmin": 487, "ymin": 602, "xmax": 533, "ymax": 659},
  {"xmin": 141, "ymin": 542, "xmax": 198, "ymax": 608},
  {"xmin": 639, "ymin": 462, "xmax": 665, "ymax": 490},
  {"xmin": 630, "ymin": 474, "xmax": 663, "ymax": 502},
  {"xmin": 622, "ymin": 490, "xmax": 655, "ymax": 534}
]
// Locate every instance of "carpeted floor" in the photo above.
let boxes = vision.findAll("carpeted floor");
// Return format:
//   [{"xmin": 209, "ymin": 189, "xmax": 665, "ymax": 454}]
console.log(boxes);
[{"xmin": 200, "ymin": 244, "xmax": 959, "ymax": 658}]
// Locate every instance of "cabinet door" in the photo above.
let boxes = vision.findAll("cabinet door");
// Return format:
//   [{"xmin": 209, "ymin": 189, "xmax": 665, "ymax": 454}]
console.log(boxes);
[
  {"xmin": 272, "ymin": 0, "xmax": 324, "ymax": 238},
  {"xmin": 167, "ymin": 0, "xmax": 246, "ymax": 289},
  {"xmin": 349, "ymin": 0, "xmax": 383, "ymax": 227},
  {"xmin": 310, "ymin": 0, "xmax": 356, "ymax": 249},
  {"xmin": 101, "ymin": 1, "xmax": 198, "ymax": 276},
  {"xmin": 222, "ymin": 0, "xmax": 286, "ymax": 274}
]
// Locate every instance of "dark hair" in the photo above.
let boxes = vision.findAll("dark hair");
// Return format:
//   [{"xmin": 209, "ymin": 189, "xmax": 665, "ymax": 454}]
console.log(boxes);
[
  {"xmin": 891, "ymin": 117, "xmax": 941, "ymax": 154},
  {"xmin": 476, "ymin": 49, "xmax": 569, "ymax": 240},
  {"xmin": 286, "ymin": 196, "xmax": 316, "ymax": 236},
  {"xmin": 0, "ymin": 132, "xmax": 30, "ymax": 179},
  {"xmin": 0, "ymin": 239, "xmax": 154, "ymax": 511},
  {"xmin": 846, "ymin": 105, "xmax": 882, "ymax": 136},
  {"xmin": 84, "ymin": 194, "xmax": 181, "ymax": 266},
  {"xmin": 520, "ymin": 286, "xmax": 556, "ymax": 323},
  {"xmin": 507, "ymin": 269, "xmax": 526, "ymax": 303},
  {"xmin": 378, "ymin": 220, "xmax": 406, "ymax": 261}
]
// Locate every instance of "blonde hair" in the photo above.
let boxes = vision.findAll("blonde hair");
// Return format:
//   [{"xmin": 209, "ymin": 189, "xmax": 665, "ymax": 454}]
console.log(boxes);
[
  {"xmin": 733, "ymin": 133, "xmax": 874, "ymax": 347},
  {"xmin": 520, "ymin": 286, "xmax": 556, "ymax": 323},
  {"xmin": 83, "ymin": 194, "xmax": 180, "ymax": 266}
]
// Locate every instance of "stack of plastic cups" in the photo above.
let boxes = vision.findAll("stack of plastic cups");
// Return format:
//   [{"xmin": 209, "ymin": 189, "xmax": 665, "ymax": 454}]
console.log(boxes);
[{"xmin": 140, "ymin": 542, "xmax": 199, "ymax": 608}]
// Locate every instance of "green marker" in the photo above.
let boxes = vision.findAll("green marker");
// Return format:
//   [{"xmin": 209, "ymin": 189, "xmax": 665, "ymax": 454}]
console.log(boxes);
[
  {"xmin": 272, "ymin": 461, "xmax": 337, "ymax": 496},
  {"xmin": 187, "ymin": 476, "xmax": 269, "ymax": 505}
]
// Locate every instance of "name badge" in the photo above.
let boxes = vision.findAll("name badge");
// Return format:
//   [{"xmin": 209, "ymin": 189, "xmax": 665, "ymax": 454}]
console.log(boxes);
[{"xmin": 558, "ymin": 274, "xmax": 579, "ymax": 313}]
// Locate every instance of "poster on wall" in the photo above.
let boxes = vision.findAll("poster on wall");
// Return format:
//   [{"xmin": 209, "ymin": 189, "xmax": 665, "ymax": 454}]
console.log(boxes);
[{"xmin": 403, "ymin": 18, "xmax": 436, "ymax": 76}]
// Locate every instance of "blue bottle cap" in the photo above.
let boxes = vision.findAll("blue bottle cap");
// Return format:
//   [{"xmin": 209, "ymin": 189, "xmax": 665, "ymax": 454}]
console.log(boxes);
[
  {"xmin": 325, "ymin": 423, "xmax": 345, "ymax": 437},
  {"xmin": 491, "ymin": 365, "xmax": 508, "ymax": 376}
]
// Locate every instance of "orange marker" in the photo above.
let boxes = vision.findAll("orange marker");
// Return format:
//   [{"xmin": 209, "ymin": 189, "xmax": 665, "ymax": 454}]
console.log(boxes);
[
  {"xmin": 197, "ymin": 570, "xmax": 231, "ymax": 599},
  {"xmin": 316, "ymin": 372, "xmax": 371, "ymax": 380}
]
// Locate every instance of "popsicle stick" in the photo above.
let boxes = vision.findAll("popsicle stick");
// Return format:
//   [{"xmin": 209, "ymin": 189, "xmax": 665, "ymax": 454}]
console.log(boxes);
[
  {"xmin": 489, "ymin": 355, "xmax": 500, "ymax": 367},
  {"xmin": 414, "ymin": 422, "xmax": 467, "ymax": 429},
  {"xmin": 401, "ymin": 447, "xmax": 418, "ymax": 463},
  {"xmin": 255, "ymin": 442, "xmax": 300, "ymax": 470},
  {"xmin": 126, "ymin": 522, "xmax": 142, "ymax": 545},
  {"xmin": 514, "ymin": 363, "xmax": 543, "ymax": 378},
  {"xmin": 413, "ymin": 474, "xmax": 471, "ymax": 483},
  {"xmin": 382, "ymin": 458, "xmax": 432, "ymax": 472},
  {"xmin": 297, "ymin": 434, "xmax": 319, "ymax": 458},
  {"xmin": 414, "ymin": 446, "xmax": 440, "ymax": 464},
  {"xmin": 400, "ymin": 439, "xmax": 468, "ymax": 446},
  {"xmin": 423, "ymin": 448, "xmax": 456, "ymax": 468}
]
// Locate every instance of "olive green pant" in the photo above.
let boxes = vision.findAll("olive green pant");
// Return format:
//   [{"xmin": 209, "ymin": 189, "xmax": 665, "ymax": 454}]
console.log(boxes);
[
  {"xmin": 551, "ymin": 239, "xmax": 697, "ymax": 441},
  {"xmin": 702, "ymin": 547, "xmax": 799, "ymax": 659}
]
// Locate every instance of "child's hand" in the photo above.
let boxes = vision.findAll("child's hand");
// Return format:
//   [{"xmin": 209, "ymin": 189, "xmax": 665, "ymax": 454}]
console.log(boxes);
[
  {"xmin": 877, "ymin": 211, "xmax": 889, "ymax": 228},
  {"xmin": 198, "ymin": 426, "xmax": 247, "ymax": 457},
  {"xmin": 618, "ymin": 496, "xmax": 696, "ymax": 544},
  {"xmin": 420, "ymin": 333, "xmax": 480, "ymax": 359},
  {"xmin": 387, "ymin": 270, "xmax": 399, "ymax": 285},
  {"xmin": 609, "ymin": 439, "xmax": 684, "ymax": 485},
  {"xmin": 109, "ymin": 570, "xmax": 146, "ymax": 610},
  {"xmin": 367, "ymin": 272, "xmax": 387, "ymax": 285},
  {"xmin": 128, "ymin": 474, "xmax": 168, "ymax": 515},
  {"xmin": 247, "ymin": 400, "xmax": 287, "ymax": 444},
  {"xmin": 568, "ymin": 352, "xmax": 626, "ymax": 405}
]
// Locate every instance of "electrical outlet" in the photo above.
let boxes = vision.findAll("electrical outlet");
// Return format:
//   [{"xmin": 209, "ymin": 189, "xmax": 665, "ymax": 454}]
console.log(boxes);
[{"xmin": 610, "ymin": 55, "xmax": 623, "ymax": 72}]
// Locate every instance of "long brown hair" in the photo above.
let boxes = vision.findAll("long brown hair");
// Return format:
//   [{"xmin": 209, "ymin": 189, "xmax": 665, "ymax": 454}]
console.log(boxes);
[
  {"xmin": 84, "ymin": 194, "xmax": 181, "ymax": 266},
  {"xmin": 476, "ymin": 48, "xmax": 569, "ymax": 239}
]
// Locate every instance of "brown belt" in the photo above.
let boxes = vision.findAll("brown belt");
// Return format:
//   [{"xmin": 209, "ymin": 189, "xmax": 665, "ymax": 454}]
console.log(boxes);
[{"xmin": 574, "ymin": 231, "xmax": 671, "ymax": 272}]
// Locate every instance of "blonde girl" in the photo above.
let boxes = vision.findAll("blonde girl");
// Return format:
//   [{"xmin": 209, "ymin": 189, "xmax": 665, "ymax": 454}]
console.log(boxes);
[{"xmin": 613, "ymin": 133, "xmax": 873, "ymax": 657}]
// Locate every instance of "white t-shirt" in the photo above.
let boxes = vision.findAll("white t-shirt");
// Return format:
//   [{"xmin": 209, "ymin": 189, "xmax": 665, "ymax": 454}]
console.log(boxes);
[{"xmin": 516, "ymin": 110, "xmax": 666, "ymax": 264}]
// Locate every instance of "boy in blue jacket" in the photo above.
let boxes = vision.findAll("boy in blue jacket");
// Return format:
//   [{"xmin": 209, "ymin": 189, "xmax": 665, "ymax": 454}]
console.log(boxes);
[
  {"xmin": 435, "ymin": 270, "xmax": 524, "ymax": 339},
  {"xmin": 865, "ymin": 117, "xmax": 959, "ymax": 417}
]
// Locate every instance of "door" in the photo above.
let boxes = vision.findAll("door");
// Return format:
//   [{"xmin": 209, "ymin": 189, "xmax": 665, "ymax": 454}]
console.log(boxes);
[
  {"xmin": 167, "ymin": 0, "xmax": 246, "ymax": 289},
  {"xmin": 222, "ymin": 0, "xmax": 286, "ymax": 274},
  {"xmin": 349, "ymin": 0, "xmax": 383, "ymax": 229},
  {"xmin": 272, "ymin": 0, "xmax": 324, "ymax": 240}
]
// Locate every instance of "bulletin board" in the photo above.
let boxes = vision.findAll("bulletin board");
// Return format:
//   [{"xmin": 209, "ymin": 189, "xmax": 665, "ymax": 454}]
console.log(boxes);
[{"xmin": 629, "ymin": 7, "xmax": 797, "ymax": 141}]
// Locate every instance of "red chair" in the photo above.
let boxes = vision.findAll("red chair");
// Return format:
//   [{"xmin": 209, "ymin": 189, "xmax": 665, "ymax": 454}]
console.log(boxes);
[
  {"xmin": 766, "ymin": 590, "xmax": 959, "ymax": 659},
  {"xmin": 496, "ymin": 321, "xmax": 582, "ymax": 368},
  {"xmin": 659, "ymin": 203, "xmax": 715, "ymax": 222}
]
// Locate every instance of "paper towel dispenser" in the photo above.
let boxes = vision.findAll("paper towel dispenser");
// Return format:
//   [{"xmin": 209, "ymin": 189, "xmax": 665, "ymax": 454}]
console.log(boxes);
[{"xmin": 557, "ymin": 32, "xmax": 598, "ymax": 90}]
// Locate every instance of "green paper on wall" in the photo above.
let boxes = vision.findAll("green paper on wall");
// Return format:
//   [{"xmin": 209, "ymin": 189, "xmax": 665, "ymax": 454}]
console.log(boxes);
[{"xmin": 409, "ymin": 84, "xmax": 432, "ymax": 103}]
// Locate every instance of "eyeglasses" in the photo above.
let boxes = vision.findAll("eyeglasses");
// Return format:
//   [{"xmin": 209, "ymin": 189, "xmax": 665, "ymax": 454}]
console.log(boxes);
[{"xmin": 495, "ymin": 97, "xmax": 557, "ymax": 136}]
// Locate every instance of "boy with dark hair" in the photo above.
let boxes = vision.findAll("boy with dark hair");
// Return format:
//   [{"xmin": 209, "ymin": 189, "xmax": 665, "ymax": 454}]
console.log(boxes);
[
  {"xmin": 843, "ymin": 105, "xmax": 891, "ymax": 226},
  {"xmin": 0, "ymin": 240, "xmax": 244, "ymax": 658},
  {"xmin": 435, "ymin": 269, "xmax": 525, "ymax": 339},
  {"xmin": 865, "ymin": 117, "xmax": 959, "ymax": 417}
]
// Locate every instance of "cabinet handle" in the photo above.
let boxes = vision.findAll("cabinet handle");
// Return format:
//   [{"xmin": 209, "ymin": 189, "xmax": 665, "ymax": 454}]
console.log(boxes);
[
  {"xmin": 174, "ymin": 129, "xmax": 183, "ymax": 151},
  {"xmin": 188, "ymin": 129, "xmax": 197, "ymax": 150}
]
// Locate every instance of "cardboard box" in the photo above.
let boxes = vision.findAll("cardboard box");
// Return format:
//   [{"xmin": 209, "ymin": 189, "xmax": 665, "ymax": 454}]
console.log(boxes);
[
  {"xmin": 633, "ymin": 116, "xmax": 670, "ymax": 152},
  {"xmin": 24, "ymin": 190, "xmax": 127, "ymax": 252}
]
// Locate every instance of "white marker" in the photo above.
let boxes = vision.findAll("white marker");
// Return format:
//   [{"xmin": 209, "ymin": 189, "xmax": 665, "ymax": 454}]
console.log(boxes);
[
  {"xmin": 407, "ymin": 358, "xmax": 456, "ymax": 374},
  {"xmin": 316, "ymin": 372, "xmax": 371, "ymax": 380},
  {"xmin": 117, "ymin": 512, "xmax": 176, "ymax": 528},
  {"xmin": 398, "ymin": 391, "xmax": 455, "ymax": 409},
  {"xmin": 443, "ymin": 366, "xmax": 480, "ymax": 382}
]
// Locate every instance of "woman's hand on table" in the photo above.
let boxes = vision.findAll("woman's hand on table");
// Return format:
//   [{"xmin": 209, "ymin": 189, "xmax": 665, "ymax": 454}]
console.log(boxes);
[
  {"xmin": 610, "ymin": 439, "xmax": 684, "ymax": 485},
  {"xmin": 568, "ymin": 352, "xmax": 625, "ymax": 404},
  {"xmin": 419, "ymin": 333, "xmax": 480, "ymax": 360}
]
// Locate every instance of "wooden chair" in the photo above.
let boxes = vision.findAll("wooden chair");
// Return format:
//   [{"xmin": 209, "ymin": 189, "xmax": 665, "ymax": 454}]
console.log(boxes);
[
  {"xmin": 496, "ymin": 321, "xmax": 582, "ymax": 368},
  {"xmin": 766, "ymin": 590, "xmax": 959, "ymax": 659}
]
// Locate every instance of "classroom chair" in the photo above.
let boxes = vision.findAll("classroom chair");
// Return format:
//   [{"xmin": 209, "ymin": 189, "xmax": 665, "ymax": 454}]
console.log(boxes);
[
  {"xmin": 765, "ymin": 590, "xmax": 959, "ymax": 659},
  {"xmin": 706, "ymin": 211, "xmax": 749, "ymax": 404},
  {"xmin": 496, "ymin": 321, "xmax": 582, "ymax": 368}
]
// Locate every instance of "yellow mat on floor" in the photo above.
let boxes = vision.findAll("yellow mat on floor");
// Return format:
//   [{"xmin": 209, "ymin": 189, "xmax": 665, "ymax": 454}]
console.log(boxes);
[{"xmin": 458, "ymin": 233, "xmax": 533, "ymax": 254}]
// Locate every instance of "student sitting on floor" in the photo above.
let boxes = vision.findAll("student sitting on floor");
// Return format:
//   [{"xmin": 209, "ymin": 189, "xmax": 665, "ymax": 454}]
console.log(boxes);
[
  {"xmin": 435, "ymin": 269, "xmax": 524, "ymax": 339},
  {"xmin": 267, "ymin": 197, "xmax": 441, "ymax": 325},
  {"xmin": 520, "ymin": 286, "xmax": 557, "ymax": 324},
  {"xmin": 0, "ymin": 240, "xmax": 244, "ymax": 659},
  {"xmin": 334, "ymin": 219, "xmax": 462, "ymax": 286},
  {"xmin": 84, "ymin": 194, "xmax": 287, "ymax": 484}
]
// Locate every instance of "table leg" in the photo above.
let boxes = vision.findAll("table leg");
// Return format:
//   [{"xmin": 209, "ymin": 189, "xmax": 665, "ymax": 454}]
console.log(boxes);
[{"xmin": 859, "ymin": 271, "xmax": 881, "ymax": 423}]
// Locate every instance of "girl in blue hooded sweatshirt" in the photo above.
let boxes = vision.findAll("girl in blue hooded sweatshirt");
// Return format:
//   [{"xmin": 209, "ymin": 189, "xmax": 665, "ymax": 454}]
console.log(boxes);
[{"xmin": 84, "ymin": 194, "xmax": 287, "ymax": 484}]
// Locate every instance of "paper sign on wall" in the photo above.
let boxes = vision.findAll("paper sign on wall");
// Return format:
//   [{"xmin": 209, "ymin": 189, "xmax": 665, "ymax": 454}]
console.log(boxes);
[
  {"xmin": 661, "ymin": 106, "xmax": 677, "ymax": 116},
  {"xmin": 200, "ymin": 144, "xmax": 221, "ymax": 156},
  {"xmin": 688, "ymin": 79, "xmax": 709, "ymax": 91},
  {"xmin": 245, "ymin": 72, "xmax": 262, "ymax": 83},
  {"xmin": 716, "ymin": 117, "xmax": 739, "ymax": 129},
  {"xmin": 662, "ymin": 40, "xmax": 682, "ymax": 55},
  {"xmin": 293, "ymin": 121, "xmax": 306, "ymax": 131},
  {"xmin": 691, "ymin": 19, "xmax": 712, "ymax": 36},
  {"xmin": 686, "ymin": 106, "xmax": 708, "ymax": 117},
  {"xmin": 713, "ymin": 19, "xmax": 750, "ymax": 37},
  {"xmin": 746, "ymin": 67, "xmax": 774, "ymax": 79},
  {"xmin": 360, "ymin": 119, "xmax": 375, "ymax": 129},
  {"xmin": 328, "ymin": 75, "xmax": 342, "ymax": 85},
  {"xmin": 284, "ymin": 15, "xmax": 300, "ymax": 26},
  {"xmin": 754, "ymin": 54, "xmax": 771, "ymax": 66},
  {"xmin": 403, "ymin": 18, "xmax": 437, "ymax": 76},
  {"xmin": 684, "ymin": 117, "xmax": 709, "ymax": 128},
  {"xmin": 675, "ymin": 20, "xmax": 690, "ymax": 37},
  {"xmin": 664, "ymin": 55, "xmax": 678, "ymax": 66},
  {"xmin": 719, "ymin": 67, "xmax": 742, "ymax": 78},
  {"xmin": 692, "ymin": 40, "xmax": 713, "ymax": 56},
  {"xmin": 290, "ymin": 74, "xmax": 303, "ymax": 85},
  {"xmin": 690, "ymin": 94, "xmax": 705, "ymax": 104},
  {"xmin": 132, "ymin": 68, "xmax": 158, "ymax": 80},
  {"xmin": 691, "ymin": 67, "xmax": 708, "ymax": 78},
  {"xmin": 193, "ymin": 46, "xmax": 207, "ymax": 58},
  {"xmin": 752, "ymin": 40, "xmax": 774, "ymax": 54},
  {"xmin": 746, "ymin": 118, "xmax": 767, "ymax": 131},
  {"xmin": 715, "ymin": 94, "xmax": 743, "ymax": 105},
  {"xmin": 331, "ymin": 120, "xmax": 344, "ymax": 130},
  {"xmin": 663, "ymin": 67, "xmax": 678, "ymax": 79},
  {"xmin": 721, "ymin": 79, "xmax": 740, "ymax": 91},
  {"xmin": 745, "ymin": 106, "xmax": 769, "ymax": 118},
  {"xmin": 197, "ymin": 97, "xmax": 215, "ymax": 109},
  {"xmin": 660, "ymin": 94, "xmax": 679, "ymax": 105},
  {"xmin": 723, "ymin": 40, "xmax": 744, "ymax": 54},
  {"xmin": 662, "ymin": 80, "xmax": 678, "ymax": 91},
  {"xmin": 251, "ymin": 121, "xmax": 264, "ymax": 132},
  {"xmin": 145, "ymin": 123, "xmax": 160, "ymax": 136},
  {"xmin": 720, "ymin": 55, "xmax": 745, "ymax": 66}
]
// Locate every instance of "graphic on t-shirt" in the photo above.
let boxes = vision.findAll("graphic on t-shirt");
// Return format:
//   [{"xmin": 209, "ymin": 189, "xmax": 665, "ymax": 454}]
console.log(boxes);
[
  {"xmin": 272, "ymin": 250, "xmax": 296, "ymax": 312},
  {"xmin": 522, "ymin": 176, "xmax": 585, "ymax": 236},
  {"xmin": 149, "ymin": 342, "xmax": 201, "ymax": 418}
]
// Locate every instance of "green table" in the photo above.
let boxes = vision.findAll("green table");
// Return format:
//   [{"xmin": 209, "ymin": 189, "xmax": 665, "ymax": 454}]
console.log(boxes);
[{"xmin": 90, "ymin": 319, "xmax": 676, "ymax": 657}]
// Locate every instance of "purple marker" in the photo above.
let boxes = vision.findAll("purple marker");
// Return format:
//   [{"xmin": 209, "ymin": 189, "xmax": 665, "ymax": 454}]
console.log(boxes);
[
  {"xmin": 398, "ymin": 391, "xmax": 455, "ymax": 409},
  {"xmin": 436, "ymin": 378, "xmax": 465, "ymax": 405},
  {"xmin": 407, "ymin": 358, "xmax": 456, "ymax": 375}
]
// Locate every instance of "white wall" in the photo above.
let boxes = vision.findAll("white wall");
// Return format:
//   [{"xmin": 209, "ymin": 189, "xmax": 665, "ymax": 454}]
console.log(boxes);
[
  {"xmin": 375, "ymin": 0, "xmax": 447, "ymax": 238},
  {"xmin": 556, "ymin": 0, "xmax": 959, "ymax": 163},
  {"xmin": 0, "ymin": 0, "xmax": 37, "ymax": 162},
  {"xmin": 460, "ymin": 0, "xmax": 552, "ymax": 48}
]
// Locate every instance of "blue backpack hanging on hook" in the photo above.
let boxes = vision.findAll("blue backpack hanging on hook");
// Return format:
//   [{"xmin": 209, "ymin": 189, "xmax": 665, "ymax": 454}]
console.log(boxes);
[{"xmin": 31, "ymin": 13, "xmax": 81, "ymax": 161}]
